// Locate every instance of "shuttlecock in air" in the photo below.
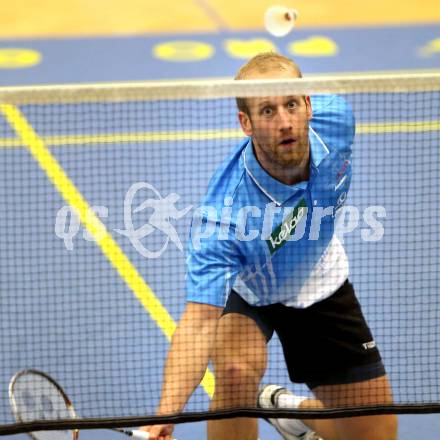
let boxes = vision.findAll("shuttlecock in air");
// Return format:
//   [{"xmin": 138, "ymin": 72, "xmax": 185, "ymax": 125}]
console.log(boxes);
[{"xmin": 264, "ymin": 5, "xmax": 298, "ymax": 37}]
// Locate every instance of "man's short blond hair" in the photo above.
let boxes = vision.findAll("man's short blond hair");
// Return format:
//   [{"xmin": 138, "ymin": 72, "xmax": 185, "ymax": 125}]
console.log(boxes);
[{"xmin": 235, "ymin": 52, "xmax": 302, "ymax": 114}]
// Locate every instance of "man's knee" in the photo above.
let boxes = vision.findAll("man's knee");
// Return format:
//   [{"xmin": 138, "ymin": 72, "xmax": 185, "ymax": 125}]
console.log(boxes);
[
  {"xmin": 211, "ymin": 359, "xmax": 265, "ymax": 409},
  {"xmin": 211, "ymin": 314, "xmax": 267, "ymax": 387},
  {"xmin": 214, "ymin": 360, "xmax": 263, "ymax": 389}
]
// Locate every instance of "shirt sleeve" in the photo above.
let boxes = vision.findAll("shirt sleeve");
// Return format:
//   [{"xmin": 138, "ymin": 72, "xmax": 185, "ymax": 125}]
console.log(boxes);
[
  {"xmin": 186, "ymin": 207, "xmax": 241, "ymax": 307},
  {"xmin": 310, "ymin": 94, "xmax": 355, "ymax": 153}
]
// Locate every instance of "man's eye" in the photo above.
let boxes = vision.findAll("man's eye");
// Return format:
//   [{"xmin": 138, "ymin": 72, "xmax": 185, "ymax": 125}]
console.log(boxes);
[
  {"xmin": 287, "ymin": 100, "xmax": 297, "ymax": 110},
  {"xmin": 261, "ymin": 107, "xmax": 273, "ymax": 116}
]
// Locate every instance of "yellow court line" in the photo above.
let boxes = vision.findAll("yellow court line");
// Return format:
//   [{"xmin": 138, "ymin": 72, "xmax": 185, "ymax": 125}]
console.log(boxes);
[
  {"xmin": 0, "ymin": 121, "xmax": 439, "ymax": 148},
  {"xmin": 356, "ymin": 120, "xmax": 440, "ymax": 134},
  {"xmin": 0, "ymin": 103, "xmax": 215, "ymax": 398}
]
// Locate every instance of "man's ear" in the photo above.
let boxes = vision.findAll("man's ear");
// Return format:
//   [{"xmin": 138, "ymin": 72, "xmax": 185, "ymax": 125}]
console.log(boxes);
[
  {"xmin": 305, "ymin": 95, "xmax": 313, "ymax": 120},
  {"xmin": 238, "ymin": 111, "xmax": 253, "ymax": 136}
]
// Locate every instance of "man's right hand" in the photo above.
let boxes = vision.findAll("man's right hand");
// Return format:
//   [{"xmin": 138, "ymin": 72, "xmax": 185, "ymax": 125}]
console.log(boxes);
[{"xmin": 139, "ymin": 423, "xmax": 174, "ymax": 440}]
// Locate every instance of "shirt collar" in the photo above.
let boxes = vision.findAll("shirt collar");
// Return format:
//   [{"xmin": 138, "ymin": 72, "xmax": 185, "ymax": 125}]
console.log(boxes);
[
  {"xmin": 243, "ymin": 128, "xmax": 330, "ymax": 206},
  {"xmin": 309, "ymin": 126, "xmax": 330, "ymax": 168}
]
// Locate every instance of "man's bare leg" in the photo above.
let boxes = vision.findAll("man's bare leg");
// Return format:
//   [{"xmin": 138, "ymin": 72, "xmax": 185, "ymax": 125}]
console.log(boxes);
[
  {"xmin": 309, "ymin": 375, "xmax": 397, "ymax": 440},
  {"xmin": 261, "ymin": 375, "xmax": 397, "ymax": 440},
  {"xmin": 208, "ymin": 313, "xmax": 267, "ymax": 440}
]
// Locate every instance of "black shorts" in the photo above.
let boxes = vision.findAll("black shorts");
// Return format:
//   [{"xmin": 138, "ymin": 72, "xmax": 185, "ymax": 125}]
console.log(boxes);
[{"xmin": 222, "ymin": 280, "xmax": 385, "ymax": 389}]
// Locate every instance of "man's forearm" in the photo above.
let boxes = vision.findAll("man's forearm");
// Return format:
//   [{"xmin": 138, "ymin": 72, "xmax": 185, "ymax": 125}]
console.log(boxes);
[{"xmin": 157, "ymin": 302, "xmax": 221, "ymax": 414}]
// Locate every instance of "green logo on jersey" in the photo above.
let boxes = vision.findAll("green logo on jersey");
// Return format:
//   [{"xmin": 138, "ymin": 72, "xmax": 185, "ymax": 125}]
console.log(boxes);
[{"xmin": 266, "ymin": 198, "xmax": 307, "ymax": 255}]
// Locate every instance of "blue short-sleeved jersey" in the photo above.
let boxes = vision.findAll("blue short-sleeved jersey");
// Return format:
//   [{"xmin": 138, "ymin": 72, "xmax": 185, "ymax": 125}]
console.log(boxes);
[{"xmin": 186, "ymin": 94, "xmax": 355, "ymax": 308}]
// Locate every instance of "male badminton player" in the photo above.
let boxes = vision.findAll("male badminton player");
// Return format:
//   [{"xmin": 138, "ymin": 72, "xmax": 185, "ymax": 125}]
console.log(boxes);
[{"xmin": 142, "ymin": 52, "xmax": 397, "ymax": 440}]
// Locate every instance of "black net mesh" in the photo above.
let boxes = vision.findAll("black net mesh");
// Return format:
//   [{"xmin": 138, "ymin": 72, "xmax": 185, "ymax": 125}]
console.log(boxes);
[{"xmin": 0, "ymin": 74, "xmax": 439, "ymax": 435}]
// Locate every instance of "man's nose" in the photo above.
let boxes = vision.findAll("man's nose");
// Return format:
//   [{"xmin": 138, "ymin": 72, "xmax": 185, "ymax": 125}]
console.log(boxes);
[{"xmin": 277, "ymin": 107, "xmax": 293, "ymax": 130}]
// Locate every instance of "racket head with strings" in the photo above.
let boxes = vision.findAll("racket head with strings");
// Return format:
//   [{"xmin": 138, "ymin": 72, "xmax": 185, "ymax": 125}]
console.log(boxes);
[{"xmin": 9, "ymin": 369, "xmax": 79, "ymax": 440}]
